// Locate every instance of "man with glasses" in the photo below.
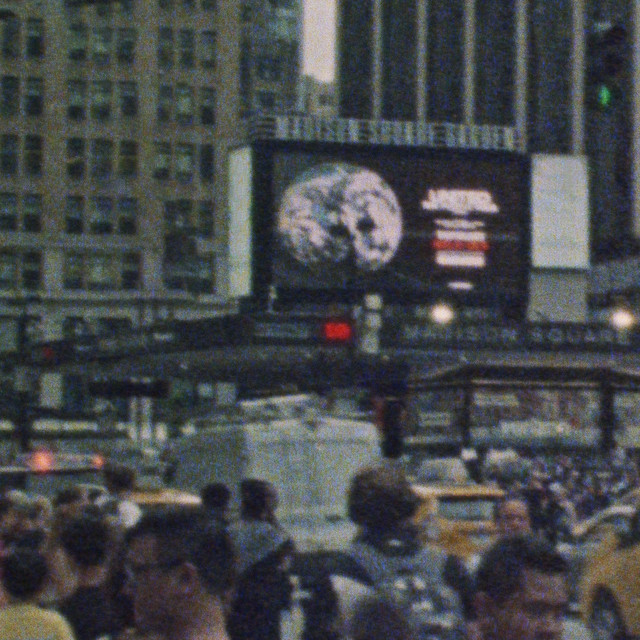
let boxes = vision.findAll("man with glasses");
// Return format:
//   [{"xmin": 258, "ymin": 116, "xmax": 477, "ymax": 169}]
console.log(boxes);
[{"xmin": 124, "ymin": 508, "xmax": 235, "ymax": 640}]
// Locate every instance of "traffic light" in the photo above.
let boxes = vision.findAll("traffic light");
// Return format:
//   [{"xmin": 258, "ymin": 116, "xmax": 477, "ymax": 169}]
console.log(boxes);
[
  {"xmin": 586, "ymin": 23, "xmax": 627, "ymax": 111},
  {"xmin": 378, "ymin": 398, "xmax": 406, "ymax": 459}
]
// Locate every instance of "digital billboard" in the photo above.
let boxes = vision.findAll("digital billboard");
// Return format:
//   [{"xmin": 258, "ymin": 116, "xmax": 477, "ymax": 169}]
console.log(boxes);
[{"xmin": 244, "ymin": 141, "xmax": 531, "ymax": 310}]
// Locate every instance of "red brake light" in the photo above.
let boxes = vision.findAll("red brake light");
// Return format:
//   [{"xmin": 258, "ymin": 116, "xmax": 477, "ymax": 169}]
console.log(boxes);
[{"xmin": 322, "ymin": 321, "xmax": 353, "ymax": 343}]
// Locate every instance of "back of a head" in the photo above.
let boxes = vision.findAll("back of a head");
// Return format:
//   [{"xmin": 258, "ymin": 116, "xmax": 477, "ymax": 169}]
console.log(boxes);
[
  {"xmin": 201, "ymin": 483, "xmax": 231, "ymax": 512},
  {"xmin": 2, "ymin": 549, "xmax": 48, "ymax": 600},
  {"xmin": 347, "ymin": 465, "xmax": 419, "ymax": 532},
  {"xmin": 240, "ymin": 479, "xmax": 276, "ymax": 520},
  {"xmin": 60, "ymin": 513, "xmax": 110, "ymax": 568},
  {"xmin": 348, "ymin": 595, "xmax": 413, "ymax": 640},
  {"xmin": 103, "ymin": 461, "xmax": 137, "ymax": 493},
  {"xmin": 475, "ymin": 534, "xmax": 567, "ymax": 605},
  {"xmin": 127, "ymin": 507, "xmax": 235, "ymax": 597}
]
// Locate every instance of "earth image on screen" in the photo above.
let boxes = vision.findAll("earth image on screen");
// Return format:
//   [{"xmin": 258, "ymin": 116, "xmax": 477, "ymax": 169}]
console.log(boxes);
[{"xmin": 276, "ymin": 162, "xmax": 403, "ymax": 272}]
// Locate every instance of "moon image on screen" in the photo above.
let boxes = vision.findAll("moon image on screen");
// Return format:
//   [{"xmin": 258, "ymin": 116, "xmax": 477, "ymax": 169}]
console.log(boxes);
[{"xmin": 277, "ymin": 163, "xmax": 403, "ymax": 272}]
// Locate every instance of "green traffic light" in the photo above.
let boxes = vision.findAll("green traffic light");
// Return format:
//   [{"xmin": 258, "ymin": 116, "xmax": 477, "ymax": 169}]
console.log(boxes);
[{"xmin": 597, "ymin": 84, "xmax": 613, "ymax": 108}]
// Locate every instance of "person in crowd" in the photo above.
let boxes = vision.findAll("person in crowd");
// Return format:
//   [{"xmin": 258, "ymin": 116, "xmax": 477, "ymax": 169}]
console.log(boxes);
[
  {"xmin": 544, "ymin": 483, "xmax": 577, "ymax": 545},
  {"xmin": 0, "ymin": 490, "xmax": 46, "ymax": 553},
  {"xmin": 320, "ymin": 464, "xmax": 468, "ymax": 640},
  {"xmin": 99, "ymin": 461, "xmax": 142, "ymax": 529},
  {"xmin": 57, "ymin": 512, "xmax": 121, "ymax": 640},
  {"xmin": 227, "ymin": 479, "xmax": 294, "ymax": 640},
  {"xmin": 473, "ymin": 534, "xmax": 569, "ymax": 640},
  {"xmin": 0, "ymin": 548, "xmax": 75, "ymax": 640},
  {"xmin": 494, "ymin": 495, "xmax": 532, "ymax": 538},
  {"xmin": 347, "ymin": 594, "xmax": 414, "ymax": 640},
  {"xmin": 237, "ymin": 478, "xmax": 280, "ymax": 527},
  {"xmin": 123, "ymin": 507, "xmax": 235, "ymax": 640},
  {"xmin": 201, "ymin": 482, "xmax": 232, "ymax": 530}
]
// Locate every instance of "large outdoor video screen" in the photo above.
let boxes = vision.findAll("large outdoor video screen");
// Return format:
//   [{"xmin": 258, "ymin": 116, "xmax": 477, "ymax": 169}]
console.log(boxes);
[{"xmin": 249, "ymin": 142, "xmax": 531, "ymax": 306}]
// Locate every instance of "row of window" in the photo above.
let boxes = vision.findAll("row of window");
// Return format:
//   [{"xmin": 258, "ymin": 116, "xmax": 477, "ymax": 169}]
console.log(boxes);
[
  {"xmin": 153, "ymin": 141, "xmax": 214, "ymax": 182},
  {"xmin": 0, "ymin": 78, "xmax": 218, "ymax": 127},
  {"xmin": 1, "ymin": 18, "xmax": 44, "ymax": 60},
  {"xmin": 0, "ymin": 248, "xmax": 216, "ymax": 293},
  {"xmin": 67, "ymin": 25, "xmax": 216, "ymax": 69},
  {"xmin": 0, "ymin": 193, "xmax": 215, "ymax": 239}
]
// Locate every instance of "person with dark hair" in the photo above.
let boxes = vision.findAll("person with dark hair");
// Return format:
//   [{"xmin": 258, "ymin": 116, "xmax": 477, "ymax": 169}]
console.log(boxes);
[
  {"xmin": 201, "ymin": 482, "xmax": 232, "ymax": 529},
  {"xmin": 347, "ymin": 594, "xmax": 414, "ymax": 640},
  {"xmin": 57, "ymin": 514, "xmax": 120, "ymax": 640},
  {"xmin": 494, "ymin": 495, "xmax": 532, "ymax": 538},
  {"xmin": 474, "ymin": 534, "xmax": 569, "ymax": 640},
  {"xmin": 0, "ymin": 549, "xmax": 75, "ymax": 640},
  {"xmin": 228, "ymin": 479, "xmax": 294, "ymax": 640},
  {"xmin": 317, "ymin": 465, "xmax": 467, "ymax": 640},
  {"xmin": 123, "ymin": 507, "xmax": 235, "ymax": 640}
]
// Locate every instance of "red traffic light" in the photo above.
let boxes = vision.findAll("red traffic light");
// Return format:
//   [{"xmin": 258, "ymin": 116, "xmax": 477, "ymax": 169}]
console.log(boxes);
[{"xmin": 322, "ymin": 320, "xmax": 353, "ymax": 343}]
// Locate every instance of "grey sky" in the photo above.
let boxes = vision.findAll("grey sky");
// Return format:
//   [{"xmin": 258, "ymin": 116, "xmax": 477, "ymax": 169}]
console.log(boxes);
[{"xmin": 302, "ymin": 0, "xmax": 336, "ymax": 83}]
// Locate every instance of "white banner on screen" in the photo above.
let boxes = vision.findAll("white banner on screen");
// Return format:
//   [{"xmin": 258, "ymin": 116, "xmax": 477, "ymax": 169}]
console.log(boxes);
[{"xmin": 531, "ymin": 154, "xmax": 589, "ymax": 269}]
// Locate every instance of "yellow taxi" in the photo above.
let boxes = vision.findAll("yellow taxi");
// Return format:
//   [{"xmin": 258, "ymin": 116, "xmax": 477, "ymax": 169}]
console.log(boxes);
[
  {"xmin": 579, "ymin": 506, "xmax": 640, "ymax": 640},
  {"xmin": 411, "ymin": 482, "xmax": 505, "ymax": 561}
]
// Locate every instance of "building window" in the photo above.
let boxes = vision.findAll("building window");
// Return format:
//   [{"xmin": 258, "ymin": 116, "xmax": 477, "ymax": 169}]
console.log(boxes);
[
  {"xmin": 92, "ymin": 27, "xmax": 112, "ymax": 65},
  {"xmin": 22, "ymin": 251, "xmax": 41, "ymax": 290},
  {"xmin": 26, "ymin": 19, "xmax": 44, "ymax": 59},
  {"xmin": 23, "ymin": 193, "xmax": 42, "ymax": 232},
  {"xmin": 165, "ymin": 198, "xmax": 192, "ymax": 232},
  {"xmin": 0, "ymin": 253, "xmax": 15, "ymax": 288},
  {"xmin": 63, "ymin": 253, "xmax": 83, "ymax": 289},
  {"xmin": 193, "ymin": 254, "xmax": 214, "ymax": 294},
  {"xmin": 0, "ymin": 76, "xmax": 19, "ymax": 117},
  {"xmin": 201, "ymin": 0, "xmax": 215, "ymax": 10},
  {"xmin": 24, "ymin": 135, "xmax": 43, "ymax": 177},
  {"xmin": 90, "ymin": 139, "xmax": 113, "ymax": 179},
  {"xmin": 158, "ymin": 0, "xmax": 173, "ymax": 10},
  {"xmin": 67, "ymin": 138, "xmax": 85, "ymax": 180},
  {"xmin": 200, "ymin": 144, "xmax": 213, "ymax": 182},
  {"xmin": 1, "ymin": 17, "xmax": 20, "ymax": 59},
  {"xmin": 119, "ymin": 81, "xmax": 138, "ymax": 116},
  {"xmin": 24, "ymin": 78, "xmax": 43, "ymax": 117},
  {"xmin": 157, "ymin": 85, "xmax": 172, "ymax": 121},
  {"xmin": 121, "ymin": 252, "xmax": 140, "ymax": 289},
  {"xmin": 0, "ymin": 193, "xmax": 17, "ymax": 230},
  {"xmin": 68, "ymin": 80, "xmax": 86, "ymax": 120},
  {"xmin": 87, "ymin": 253, "xmax": 115, "ymax": 290},
  {"xmin": 118, "ymin": 140, "xmax": 137, "ymax": 177},
  {"xmin": 197, "ymin": 200, "xmax": 214, "ymax": 238},
  {"xmin": 175, "ymin": 84, "xmax": 194, "ymax": 124},
  {"xmin": 116, "ymin": 28, "xmax": 136, "ymax": 64},
  {"xmin": 175, "ymin": 144, "xmax": 194, "ymax": 182},
  {"xmin": 89, "ymin": 196, "xmax": 113, "ymax": 234},
  {"xmin": 158, "ymin": 27, "xmax": 173, "ymax": 69},
  {"xmin": 179, "ymin": 29, "xmax": 194, "ymax": 68},
  {"xmin": 117, "ymin": 197, "xmax": 137, "ymax": 234},
  {"xmin": 0, "ymin": 135, "xmax": 18, "ymax": 175},
  {"xmin": 154, "ymin": 142, "xmax": 170, "ymax": 179},
  {"xmin": 65, "ymin": 195, "xmax": 84, "ymax": 233},
  {"xmin": 257, "ymin": 56, "xmax": 282, "ymax": 81},
  {"xmin": 200, "ymin": 87, "xmax": 215, "ymax": 125},
  {"xmin": 90, "ymin": 80, "xmax": 112, "ymax": 120},
  {"xmin": 256, "ymin": 91, "xmax": 276, "ymax": 111},
  {"xmin": 69, "ymin": 23, "xmax": 88, "ymax": 61},
  {"xmin": 200, "ymin": 31, "xmax": 215, "ymax": 68}
]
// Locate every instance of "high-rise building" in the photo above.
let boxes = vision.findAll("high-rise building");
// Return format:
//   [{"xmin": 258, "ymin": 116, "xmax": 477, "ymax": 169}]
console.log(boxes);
[
  {"xmin": 336, "ymin": 0, "xmax": 638, "ymax": 271},
  {"xmin": 0, "ymin": 0, "xmax": 301, "ymax": 417}
]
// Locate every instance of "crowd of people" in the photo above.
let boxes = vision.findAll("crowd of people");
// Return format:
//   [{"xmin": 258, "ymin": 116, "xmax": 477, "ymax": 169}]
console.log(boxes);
[{"xmin": 0, "ymin": 447, "xmax": 620, "ymax": 640}]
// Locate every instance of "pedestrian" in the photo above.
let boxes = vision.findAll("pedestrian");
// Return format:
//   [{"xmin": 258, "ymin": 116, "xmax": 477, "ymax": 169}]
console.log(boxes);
[
  {"xmin": 98, "ymin": 462, "xmax": 142, "ymax": 530},
  {"xmin": 227, "ymin": 479, "xmax": 294, "ymax": 640},
  {"xmin": 201, "ymin": 482, "xmax": 232, "ymax": 530},
  {"xmin": 494, "ymin": 495, "xmax": 532, "ymax": 538},
  {"xmin": 473, "ymin": 534, "xmax": 569, "ymax": 640},
  {"xmin": 123, "ymin": 507, "xmax": 235, "ymax": 640},
  {"xmin": 0, "ymin": 549, "xmax": 75, "ymax": 640},
  {"xmin": 57, "ymin": 512, "xmax": 121, "ymax": 640}
]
